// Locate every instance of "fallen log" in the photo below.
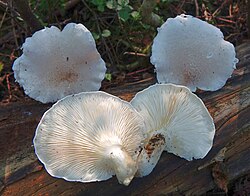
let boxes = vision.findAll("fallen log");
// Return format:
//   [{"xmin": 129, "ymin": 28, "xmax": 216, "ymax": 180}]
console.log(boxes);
[{"xmin": 0, "ymin": 40, "xmax": 249, "ymax": 195}]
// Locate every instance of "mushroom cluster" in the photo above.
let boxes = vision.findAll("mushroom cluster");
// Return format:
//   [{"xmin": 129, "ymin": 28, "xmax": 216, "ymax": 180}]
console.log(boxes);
[
  {"xmin": 151, "ymin": 14, "xmax": 238, "ymax": 92},
  {"xmin": 33, "ymin": 84, "xmax": 215, "ymax": 185},
  {"xmin": 28, "ymin": 15, "xmax": 232, "ymax": 186},
  {"xmin": 132, "ymin": 84, "xmax": 215, "ymax": 177},
  {"xmin": 13, "ymin": 23, "xmax": 106, "ymax": 103}
]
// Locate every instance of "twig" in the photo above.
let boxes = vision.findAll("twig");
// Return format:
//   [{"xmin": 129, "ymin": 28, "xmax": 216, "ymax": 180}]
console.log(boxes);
[
  {"xmin": 107, "ymin": 38, "xmax": 120, "ymax": 67},
  {"xmin": 229, "ymin": 3, "xmax": 232, "ymax": 17},
  {"xmin": 0, "ymin": 0, "xmax": 7, "ymax": 9},
  {"xmin": 0, "ymin": 52, "xmax": 16, "ymax": 58},
  {"xmin": 11, "ymin": 0, "xmax": 43, "ymax": 32},
  {"xmin": 6, "ymin": 73, "xmax": 13, "ymax": 100},
  {"xmin": 176, "ymin": 0, "xmax": 186, "ymax": 13},
  {"xmin": 126, "ymin": 67, "xmax": 151, "ymax": 76},
  {"xmin": 248, "ymin": 0, "xmax": 250, "ymax": 37},
  {"xmin": 9, "ymin": 1, "xmax": 18, "ymax": 49},
  {"xmin": 123, "ymin": 76, "xmax": 154, "ymax": 86},
  {"xmin": 49, "ymin": 19, "xmax": 72, "ymax": 27},
  {"xmin": 0, "ymin": 3, "xmax": 28, "ymax": 33},
  {"xmin": 217, "ymin": 17, "xmax": 236, "ymax": 24},
  {"xmin": 202, "ymin": 3, "xmax": 211, "ymax": 21},
  {"xmin": 124, "ymin": 52, "xmax": 148, "ymax": 57},
  {"xmin": 0, "ymin": 5, "xmax": 8, "ymax": 29},
  {"xmin": 55, "ymin": 0, "xmax": 80, "ymax": 16},
  {"xmin": 0, "ymin": 1, "xmax": 20, "ymax": 20},
  {"xmin": 217, "ymin": 24, "xmax": 235, "ymax": 29},
  {"xmin": 194, "ymin": 0, "xmax": 199, "ymax": 16},
  {"xmin": 225, "ymin": 33, "xmax": 241, "ymax": 41},
  {"xmin": 212, "ymin": 0, "xmax": 230, "ymax": 17}
]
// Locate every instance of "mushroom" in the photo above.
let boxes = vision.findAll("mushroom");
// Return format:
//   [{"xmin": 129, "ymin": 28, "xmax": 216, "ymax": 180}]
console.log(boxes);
[
  {"xmin": 13, "ymin": 23, "xmax": 106, "ymax": 103},
  {"xmin": 136, "ymin": 133, "xmax": 166, "ymax": 177},
  {"xmin": 151, "ymin": 14, "xmax": 239, "ymax": 92},
  {"xmin": 33, "ymin": 91, "xmax": 146, "ymax": 186},
  {"xmin": 131, "ymin": 84, "xmax": 215, "ymax": 177}
]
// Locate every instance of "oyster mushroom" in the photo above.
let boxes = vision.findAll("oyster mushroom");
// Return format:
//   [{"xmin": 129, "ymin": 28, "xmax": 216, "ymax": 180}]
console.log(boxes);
[
  {"xmin": 151, "ymin": 14, "xmax": 239, "ymax": 92},
  {"xmin": 13, "ymin": 23, "xmax": 106, "ymax": 103},
  {"xmin": 33, "ymin": 91, "xmax": 146, "ymax": 186},
  {"xmin": 131, "ymin": 84, "xmax": 215, "ymax": 177}
]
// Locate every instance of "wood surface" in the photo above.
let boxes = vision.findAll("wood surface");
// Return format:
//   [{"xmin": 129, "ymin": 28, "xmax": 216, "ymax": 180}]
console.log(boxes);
[{"xmin": 0, "ymin": 41, "xmax": 249, "ymax": 195}]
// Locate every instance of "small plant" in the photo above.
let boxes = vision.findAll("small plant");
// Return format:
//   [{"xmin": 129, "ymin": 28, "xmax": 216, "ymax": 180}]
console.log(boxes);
[{"xmin": 90, "ymin": 0, "xmax": 136, "ymax": 22}]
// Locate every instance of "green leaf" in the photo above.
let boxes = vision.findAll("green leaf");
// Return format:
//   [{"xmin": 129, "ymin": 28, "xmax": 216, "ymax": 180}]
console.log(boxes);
[
  {"xmin": 118, "ymin": 0, "xmax": 129, "ymax": 6},
  {"xmin": 97, "ymin": 4, "xmax": 105, "ymax": 12},
  {"xmin": 106, "ymin": 0, "xmax": 116, "ymax": 9},
  {"xmin": 91, "ymin": 0, "xmax": 102, "ymax": 6},
  {"xmin": 105, "ymin": 73, "xmax": 112, "ymax": 81},
  {"xmin": 91, "ymin": 0, "xmax": 105, "ymax": 12},
  {"xmin": 131, "ymin": 11, "xmax": 140, "ymax": 20},
  {"xmin": 102, "ymin": 29, "xmax": 111, "ymax": 37},
  {"xmin": 118, "ymin": 6, "xmax": 131, "ymax": 22},
  {"xmin": 140, "ymin": 22, "xmax": 151, "ymax": 29},
  {"xmin": 117, "ymin": 4, "xmax": 123, "ymax": 10},
  {"xmin": 92, "ymin": 32, "xmax": 100, "ymax": 40}
]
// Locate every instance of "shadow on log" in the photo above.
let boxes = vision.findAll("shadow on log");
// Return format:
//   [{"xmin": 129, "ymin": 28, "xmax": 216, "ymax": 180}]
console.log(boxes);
[{"xmin": 0, "ymin": 41, "xmax": 249, "ymax": 195}]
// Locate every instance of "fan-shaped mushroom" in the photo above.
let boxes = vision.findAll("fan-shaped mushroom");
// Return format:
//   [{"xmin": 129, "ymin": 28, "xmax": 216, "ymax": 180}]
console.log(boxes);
[
  {"xmin": 151, "ymin": 14, "xmax": 238, "ymax": 92},
  {"xmin": 13, "ymin": 23, "xmax": 106, "ymax": 103},
  {"xmin": 33, "ymin": 91, "xmax": 146, "ymax": 186},
  {"xmin": 131, "ymin": 84, "xmax": 215, "ymax": 177}
]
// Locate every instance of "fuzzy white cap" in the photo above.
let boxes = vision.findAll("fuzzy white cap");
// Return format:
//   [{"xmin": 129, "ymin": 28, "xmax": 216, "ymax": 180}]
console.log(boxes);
[
  {"xmin": 33, "ymin": 91, "xmax": 146, "ymax": 185},
  {"xmin": 131, "ymin": 84, "xmax": 215, "ymax": 164},
  {"xmin": 151, "ymin": 14, "xmax": 238, "ymax": 92},
  {"xmin": 13, "ymin": 23, "xmax": 106, "ymax": 103}
]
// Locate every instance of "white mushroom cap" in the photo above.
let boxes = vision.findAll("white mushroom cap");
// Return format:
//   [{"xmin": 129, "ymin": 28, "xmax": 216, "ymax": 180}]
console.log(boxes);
[
  {"xmin": 33, "ymin": 91, "xmax": 146, "ymax": 186},
  {"xmin": 13, "ymin": 23, "xmax": 106, "ymax": 103},
  {"xmin": 131, "ymin": 84, "xmax": 215, "ymax": 166},
  {"xmin": 151, "ymin": 14, "xmax": 239, "ymax": 92}
]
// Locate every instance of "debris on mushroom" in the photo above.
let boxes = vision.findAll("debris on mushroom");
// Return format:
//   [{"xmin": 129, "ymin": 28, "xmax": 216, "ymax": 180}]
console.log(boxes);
[
  {"xmin": 136, "ymin": 133, "xmax": 166, "ymax": 177},
  {"xmin": 151, "ymin": 14, "xmax": 239, "ymax": 92},
  {"xmin": 33, "ymin": 91, "xmax": 146, "ymax": 186},
  {"xmin": 131, "ymin": 84, "xmax": 215, "ymax": 177},
  {"xmin": 13, "ymin": 23, "xmax": 106, "ymax": 103}
]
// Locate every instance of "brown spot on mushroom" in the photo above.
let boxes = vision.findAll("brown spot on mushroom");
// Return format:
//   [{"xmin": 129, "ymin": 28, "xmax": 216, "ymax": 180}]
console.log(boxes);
[
  {"xmin": 60, "ymin": 72, "xmax": 79, "ymax": 83},
  {"xmin": 51, "ymin": 70, "xmax": 79, "ymax": 85},
  {"xmin": 144, "ymin": 134, "xmax": 165, "ymax": 158},
  {"xmin": 182, "ymin": 63, "xmax": 202, "ymax": 87}
]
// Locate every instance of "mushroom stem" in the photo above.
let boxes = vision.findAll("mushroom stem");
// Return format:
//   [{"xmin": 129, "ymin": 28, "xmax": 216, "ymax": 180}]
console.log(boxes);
[
  {"xmin": 107, "ymin": 145, "xmax": 137, "ymax": 186},
  {"xmin": 136, "ymin": 133, "xmax": 166, "ymax": 177}
]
